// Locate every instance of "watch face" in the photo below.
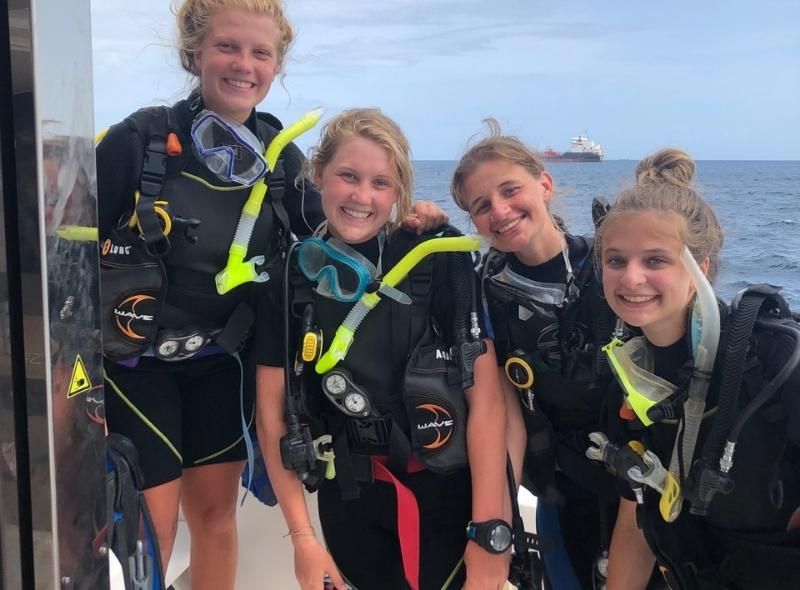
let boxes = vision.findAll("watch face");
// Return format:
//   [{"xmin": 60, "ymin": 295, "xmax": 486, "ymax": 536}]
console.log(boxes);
[{"xmin": 488, "ymin": 524, "xmax": 512, "ymax": 552}]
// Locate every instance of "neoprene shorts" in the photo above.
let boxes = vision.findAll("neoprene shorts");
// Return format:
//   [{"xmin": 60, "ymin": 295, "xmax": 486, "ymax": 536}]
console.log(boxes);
[
  {"xmin": 319, "ymin": 467, "xmax": 471, "ymax": 590},
  {"xmin": 104, "ymin": 353, "xmax": 254, "ymax": 489}
]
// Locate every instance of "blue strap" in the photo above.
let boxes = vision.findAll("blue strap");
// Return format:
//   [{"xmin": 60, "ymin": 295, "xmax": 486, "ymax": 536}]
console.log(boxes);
[
  {"xmin": 236, "ymin": 352, "xmax": 278, "ymax": 507},
  {"xmin": 536, "ymin": 501, "xmax": 582, "ymax": 590},
  {"xmin": 235, "ymin": 352, "xmax": 256, "ymax": 505}
]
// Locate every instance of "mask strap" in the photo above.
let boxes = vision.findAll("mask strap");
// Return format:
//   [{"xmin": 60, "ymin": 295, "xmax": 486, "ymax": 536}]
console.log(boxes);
[
  {"xmin": 559, "ymin": 236, "xmax": 579, "ymax": 306},
  {"xmin": 375, "ymin": 229, "xmax": 386, "ymax": 277},
  {"xmin": 560, "ymin": 237, "xmax": 573, "ymax": 286}
]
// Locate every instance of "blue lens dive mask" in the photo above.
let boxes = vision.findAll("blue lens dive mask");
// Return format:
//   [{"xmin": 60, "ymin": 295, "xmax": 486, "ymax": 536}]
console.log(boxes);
[
  {"xmin": 190, "ymin": 110, "xmax": 267, "ymax": 186},
  {"xmin": 298, "ymin": 237, "xmax": 377, "ymax": 303},
  {"xmin": 298, "ymin": 235, "xmax": 411, "ymax": 304}
]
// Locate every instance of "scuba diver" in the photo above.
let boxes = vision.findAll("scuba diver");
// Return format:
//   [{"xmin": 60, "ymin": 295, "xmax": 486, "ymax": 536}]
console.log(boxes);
[
  {"xmin": 590, "ymin": 148, "xmax": 800, "ymax": 590},
  {"xmin": 254, "ymin": 108, "xmax": 512, "ymax": 590},
  {"xmin": 450, "ymin": 121, "xmax": 622, "ymax": 589},
  {"xmin": 96, "ymin": 1, "xmax": 446, "ymax": 587},
  {"xmin": 96, "ymin": 2, "xmax": 322, "ymax": 586}
]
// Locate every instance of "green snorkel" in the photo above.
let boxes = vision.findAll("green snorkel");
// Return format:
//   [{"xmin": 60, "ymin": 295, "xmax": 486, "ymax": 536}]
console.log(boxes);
[
  {"xmin": 314, "ymin": 234, "xmax": 484, "ymax": 374},
  {"xmin": 215, "ymin": 108, "xmax": 323, "ymax": 294}
]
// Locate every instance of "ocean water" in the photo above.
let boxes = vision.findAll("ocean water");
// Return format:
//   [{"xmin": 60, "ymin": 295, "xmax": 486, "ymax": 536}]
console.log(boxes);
[{"xmin": 415, "ymin": 160, "xmax": 800, "ymax": 307}]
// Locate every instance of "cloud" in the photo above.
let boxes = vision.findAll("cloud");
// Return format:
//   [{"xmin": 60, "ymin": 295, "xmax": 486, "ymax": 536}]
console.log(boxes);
[{"xmin": 89, "ymin": 0, "xmax": 800, "ymax": 159}]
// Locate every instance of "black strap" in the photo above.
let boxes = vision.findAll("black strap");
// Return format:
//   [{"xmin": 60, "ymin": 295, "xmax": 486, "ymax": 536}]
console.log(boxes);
[
  {"xmin": 332, "ymin": 431, "xmax": 363, "ymax": 500},
  {"xmin": 134, "ymin": 108, "xmax": 174, "ymax": 258},
  {"xmin": 387, "ymin": 420, "xmax": 413, "ymax": 477},
  {"xmin": 703, "ymin": 290, "xmax": 766, "ymax": 460},
  {"xmin": 391, "ymin": 235, "xmax": 435, "ymax": 368},
  {"xmin": 387, "ymin": 233, "xmax": 435, "ymax": 476},
  {"xmin": 506, "ymin": 456, "xmax": 548, "ymax": 590},
  {"xmin": 267, "ymin": 158, "xmax": 292, "ymax": 251},
  {"xmin": 556, "ymin": 237, "xmax": 595, "ymax": 365},
  {"xmin": 255, "ymin": 114, "xmax": 292, "ymax": 246}
]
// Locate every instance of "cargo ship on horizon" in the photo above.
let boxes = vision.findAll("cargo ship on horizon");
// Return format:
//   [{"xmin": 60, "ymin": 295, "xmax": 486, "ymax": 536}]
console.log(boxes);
[{"xmin": 543, "ymin": 134, "xmax": 604, "ymax": 162}]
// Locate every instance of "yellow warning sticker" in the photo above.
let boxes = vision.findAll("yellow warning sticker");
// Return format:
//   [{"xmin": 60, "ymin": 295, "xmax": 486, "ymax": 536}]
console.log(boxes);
[{"xmin": 67, "ymin": 354, "xmax": 93, "ymax": 398}]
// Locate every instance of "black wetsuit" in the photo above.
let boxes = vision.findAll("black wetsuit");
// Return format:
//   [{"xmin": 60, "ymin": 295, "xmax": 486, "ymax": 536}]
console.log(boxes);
[
  {"xmin": 256, "ymin": 231, "xmax": 480, "ymax": 590},
  {"xmin": 606, "ymin": 321, "xmax": 800, "ymax": 589},
  {"xmin": 97, "ymin": 95, "xmax": 323, "ymax": 488},
  {"xmin": 483, "ymin": 234, "xmax": 618, "ymax": 589}
]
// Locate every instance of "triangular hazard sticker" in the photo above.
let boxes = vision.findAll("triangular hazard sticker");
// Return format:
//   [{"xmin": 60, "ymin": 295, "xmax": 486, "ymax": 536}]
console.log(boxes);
[{"xmin": 67, "ymin": 354, "xmax": 93, "ymax": 398}]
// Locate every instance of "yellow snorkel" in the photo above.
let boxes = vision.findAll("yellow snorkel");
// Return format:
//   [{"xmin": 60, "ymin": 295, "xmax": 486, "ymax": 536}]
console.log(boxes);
[
  {"xmin": 56, "ymin": 226, "xmax": 99, "ymax": 241},
  {"xmin": 315, "ymin": 234, "xmax": 484, "ymax": 374},
  {"xmin": 215, "ymin": 108, "xmax": 323, "ymax": 294},
  {"xmin": 52, "ymin": 130, "xmax": 110, "ymax": 242}
]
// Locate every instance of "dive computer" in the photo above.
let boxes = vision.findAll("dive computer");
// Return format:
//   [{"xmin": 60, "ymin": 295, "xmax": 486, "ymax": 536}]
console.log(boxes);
[{"xmin": 465, "ymin": 519, "xmax": 513, "ymax": 554}]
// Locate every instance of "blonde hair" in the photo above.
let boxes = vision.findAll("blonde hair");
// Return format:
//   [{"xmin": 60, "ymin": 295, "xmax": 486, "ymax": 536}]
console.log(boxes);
[
  {"xmin": 175, "ymin": 0, "xmax": 294, "ymax": 76},
  {"xmin": 304, "ymin": 108, "xmax": 414, "ymax": 233},
  {"xmin": 450, "ymin": 119, "xmax": 549, "ymax": 212},
  {"xmin": 597, "ymin": 148, "xmax": 723, "ymax": 281}
]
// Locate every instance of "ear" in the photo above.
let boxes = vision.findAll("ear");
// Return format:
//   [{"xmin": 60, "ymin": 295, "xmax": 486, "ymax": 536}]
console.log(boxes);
[
  {"xmin": 699, "ymin": 256, "xmax": 711, "ymax": 276},
  {"xmin": 313, "ymin": 170, "xmax": 323, "ymax": 189},
  {"xmin": 540, "ymin": 171, "xmax": 554, "ymax": 203},
  {"xmin": 191, "ymin": 50, "xmax": 202, "ymax": 76}
]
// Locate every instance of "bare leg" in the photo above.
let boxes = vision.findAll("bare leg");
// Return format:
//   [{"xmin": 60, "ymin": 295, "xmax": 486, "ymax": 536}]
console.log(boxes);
[
  {"xmin": 181, "ymin": 460, "xmax": 245, "ymax": 590},
  {"xmin": 142, "ymin": 478, "xmax": 182, "ymax": 571}
]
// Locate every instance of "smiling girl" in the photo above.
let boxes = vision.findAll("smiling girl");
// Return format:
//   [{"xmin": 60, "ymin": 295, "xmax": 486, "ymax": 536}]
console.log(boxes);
[
  {"xmin": 97, "ymin": 2, "xmax": 446, "ymax": 587},
  {"xmin": 254, "ymin": 108, "xmax": 510, "ymax": 590},
  {"xmin": 97, "ymin": 3, "xmax": 317, "ymax": 588},
  {"xmin": 451, "ymin": 124, "xmax": 620, "ymax": 590},
  {"xmin": 596, "ymin": 148, "xmax": 800, "ymax": 590}
]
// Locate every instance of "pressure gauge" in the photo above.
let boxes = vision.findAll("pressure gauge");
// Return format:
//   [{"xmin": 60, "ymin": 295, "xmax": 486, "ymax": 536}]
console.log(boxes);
[
  {"xmin": 344, "ymin": 392, "xmax": 367, "ymax": 415},
  {"xmin": 157, "ymin": 340, "xmax": 179, "ymax": 358},
  {"xmin": 323, "ymin": 373, "xmax": 348, "ymax": 396},
  {"xmin": 185, "ymin": 334, "xmax": 206, "ymax": 352}
]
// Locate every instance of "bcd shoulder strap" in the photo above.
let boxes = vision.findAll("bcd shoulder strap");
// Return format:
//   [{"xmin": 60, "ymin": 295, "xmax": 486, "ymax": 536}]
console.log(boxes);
[
  {"xmin": 389, "ymin": 230, "xmax": 438, "ymax": 368},
  {"xmin": 124, "ymin": 106, "xmax": 178, "ymax": 258},
  {"xmin": 255, "ymin": 113, "xmax": 291, "ymax": 251}
]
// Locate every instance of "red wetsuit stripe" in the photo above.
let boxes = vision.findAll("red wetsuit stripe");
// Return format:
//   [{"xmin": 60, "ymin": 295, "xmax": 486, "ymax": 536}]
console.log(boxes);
[{"xmin": 372, "ymin": 456, "xmax": 425, "ymax": 590}]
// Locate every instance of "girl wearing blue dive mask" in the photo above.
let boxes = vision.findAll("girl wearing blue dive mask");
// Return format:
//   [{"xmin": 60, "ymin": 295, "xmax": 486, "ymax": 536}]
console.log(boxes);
[{"xmin": 254, "ymin": 108, "xmax": 510, "ymax": 590}]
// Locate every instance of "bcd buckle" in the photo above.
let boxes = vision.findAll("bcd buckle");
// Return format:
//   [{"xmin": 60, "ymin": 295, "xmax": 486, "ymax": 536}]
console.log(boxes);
[{"xmin": 345, "ymin": 417, "xmax": 390, "ymax": 452}]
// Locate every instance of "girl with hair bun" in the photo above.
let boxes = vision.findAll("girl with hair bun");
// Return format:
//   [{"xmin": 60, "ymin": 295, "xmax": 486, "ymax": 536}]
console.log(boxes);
[{"xmin": 595, "ymin": 148, "xmax": 800, "ymax": 589}]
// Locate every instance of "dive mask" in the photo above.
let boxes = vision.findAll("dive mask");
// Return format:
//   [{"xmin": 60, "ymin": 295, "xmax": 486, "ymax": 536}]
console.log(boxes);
[
  {"xmin": 486, "ymin": 269, "xmax": 574, "ymax": 322},
  {"xmin": 190, "ymin": 110, "xmax": 267, "ymax": 186},
  {"xmin": 603, "ymin": 336, "xmax": 677, "ymax": 427},
  {"xmin": 298, "ymin": 237, "xmax": 378, "ymax": 303},
  {"xmin": 485, "ymin": 246, "xmax": 578, "ymax": 322}
]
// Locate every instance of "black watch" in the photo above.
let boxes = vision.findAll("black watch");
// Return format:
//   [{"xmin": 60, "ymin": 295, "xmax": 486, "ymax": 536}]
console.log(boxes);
[{"xmin": 465, "ymin": 519, "xmax": 513, "ymax": 554}]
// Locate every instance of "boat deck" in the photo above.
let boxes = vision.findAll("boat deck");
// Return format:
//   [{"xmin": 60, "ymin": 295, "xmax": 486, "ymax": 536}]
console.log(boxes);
[{"xmin": 110, "ymin": 489, "xmax": 538, "ymax": 589}]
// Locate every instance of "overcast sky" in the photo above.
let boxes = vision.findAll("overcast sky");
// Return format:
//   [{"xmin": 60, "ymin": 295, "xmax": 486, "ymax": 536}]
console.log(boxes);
[{"xmin": 90, "ymin": 0, "xmax": 799, "ymax": 160}]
